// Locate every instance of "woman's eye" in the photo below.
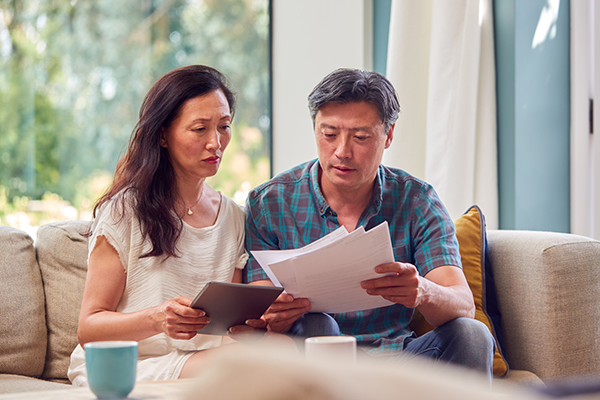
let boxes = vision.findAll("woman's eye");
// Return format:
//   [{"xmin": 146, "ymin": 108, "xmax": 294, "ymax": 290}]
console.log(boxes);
[{"xmin": 220, "ymin": 125, "xmax": 231, "ymax": 131}]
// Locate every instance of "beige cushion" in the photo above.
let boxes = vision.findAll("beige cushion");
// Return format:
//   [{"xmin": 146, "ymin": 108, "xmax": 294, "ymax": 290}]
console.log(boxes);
[
  {"xmin": 0, "ymin": 226, "xmax": 47, "ymax": 377},
  {"xmin": 0, "ymin": 374, "xmax": 70, "ymax": 394},
  {"xmin": 487, "ymin": 230, "xmax": 600, "ymax": 381},
  {"xmin": 36, "ymin": 221, "xmax": 91, "ymax": 380}
]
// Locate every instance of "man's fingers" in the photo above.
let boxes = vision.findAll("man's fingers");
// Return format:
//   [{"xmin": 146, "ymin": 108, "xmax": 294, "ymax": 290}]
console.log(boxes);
[
  {"xmin": 269, "ymin": 297, "xmax": 310, "ymax": 312},
  {"xmin": 374, "ymin": 262, "xmax": 412, "ymax": 274},
  {"xmin": 361, "ymin": 262, "xmax": 417, "ymax": 289}
]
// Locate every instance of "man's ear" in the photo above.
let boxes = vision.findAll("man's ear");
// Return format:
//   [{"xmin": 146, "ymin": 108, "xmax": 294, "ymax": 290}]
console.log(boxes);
[
  {"xmin": 160, "ymin": 128, "xmax": 167, "ymax": 148},
  {"xmin": 384, "ymin": 124, "xmax": 395, "ymax": 149}
]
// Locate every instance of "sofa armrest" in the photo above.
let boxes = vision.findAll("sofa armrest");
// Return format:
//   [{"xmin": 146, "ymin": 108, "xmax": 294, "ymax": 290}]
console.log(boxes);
[{"xmin": 487, "ymin": 230, "xmax": 600, "ymax": 381}]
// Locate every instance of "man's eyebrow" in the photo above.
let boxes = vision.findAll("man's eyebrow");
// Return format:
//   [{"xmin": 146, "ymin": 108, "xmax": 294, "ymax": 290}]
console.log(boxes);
[{"xmin": 319, "ymin": 123, "xmax": 370, "ymax": 132}]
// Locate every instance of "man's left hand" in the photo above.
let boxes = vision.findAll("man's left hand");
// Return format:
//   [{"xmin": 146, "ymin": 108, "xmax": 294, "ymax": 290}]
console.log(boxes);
[{"xmin": 360, "ymin": 262, "xmax": 424, "ymax": 308}]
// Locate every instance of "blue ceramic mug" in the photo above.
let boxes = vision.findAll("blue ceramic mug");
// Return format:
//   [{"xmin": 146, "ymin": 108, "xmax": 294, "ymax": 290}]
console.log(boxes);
[{"xmin": 84, "ymin": 341, "xmax": 138, "ymax": 399}]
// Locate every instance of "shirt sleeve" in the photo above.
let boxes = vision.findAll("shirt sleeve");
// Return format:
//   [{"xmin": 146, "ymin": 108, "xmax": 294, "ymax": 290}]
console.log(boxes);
[
  {"xmin": 242, "ymin": 189, "xmax": 277, "ymax": 283},
  {"xmin": 88, "ymin": 196, "xmax": 136, "ymax": 273},
  {"xmin": 410, "ymin": 184, "xmax": 462, "ymax": 276}
]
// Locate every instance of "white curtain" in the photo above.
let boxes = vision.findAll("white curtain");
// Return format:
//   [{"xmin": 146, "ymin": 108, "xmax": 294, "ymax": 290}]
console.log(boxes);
[{"xmin": 383, "ymin": 0, "xmax": 498, "ymax": 229}]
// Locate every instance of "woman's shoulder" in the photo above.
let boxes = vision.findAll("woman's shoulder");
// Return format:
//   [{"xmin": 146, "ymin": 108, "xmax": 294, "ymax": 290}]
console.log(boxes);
[
  {"xmin": 219, "ymin": 193, "xmax": 245, "ymax": 220},
  {"xmin": 93, "ymin": 189, "xmax": 138, "ymax": 229}
]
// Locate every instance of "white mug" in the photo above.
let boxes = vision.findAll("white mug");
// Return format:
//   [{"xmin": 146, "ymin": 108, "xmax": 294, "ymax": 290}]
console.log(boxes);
[{"xmin": 305, "ymin": 336, "xmax": 357, "ymax": 364}]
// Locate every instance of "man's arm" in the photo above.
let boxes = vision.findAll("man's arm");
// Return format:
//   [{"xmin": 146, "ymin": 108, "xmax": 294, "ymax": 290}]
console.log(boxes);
[{"xmin": 361, "ymin": 263, "xmax": 474, "ymax": 327}]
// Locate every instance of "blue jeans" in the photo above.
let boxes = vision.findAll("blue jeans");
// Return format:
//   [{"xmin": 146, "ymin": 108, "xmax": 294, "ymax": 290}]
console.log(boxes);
[
  {"xmin": 288, "ymin": 312, "xmax": 340, "ymax": 338},
  {"xmin": 401, "ymin": 318, "xmax": 495, "ymax": 383}
]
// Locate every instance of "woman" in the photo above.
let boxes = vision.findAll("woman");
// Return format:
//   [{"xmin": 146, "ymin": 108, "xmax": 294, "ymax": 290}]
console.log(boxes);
[{"xmin": 68, "ymin": 65, "xmax": 264, "ymax": 386}]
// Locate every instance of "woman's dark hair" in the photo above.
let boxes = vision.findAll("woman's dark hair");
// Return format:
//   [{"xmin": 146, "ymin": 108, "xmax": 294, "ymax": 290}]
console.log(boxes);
[
  {"xmin": 93, "ymin": 65, "xmax": 236, "ymax": 259},
  {"xmin": 308, "ymin": 68, "xmax": 399, "ymax": 132}
]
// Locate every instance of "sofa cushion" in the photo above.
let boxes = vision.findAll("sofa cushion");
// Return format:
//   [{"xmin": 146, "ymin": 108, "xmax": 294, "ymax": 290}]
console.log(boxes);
[
  {"xmin": 0, "ymin": 374, "xmax": 70, "ymax": 394},
  {"xmin": 487, "ymin": 230, "xmax": 600, "ymax": 380},
  {"xmin": 0, "ymin": 226, "xmax": 47, "ymax": 377},
  {"xmin": 36, "ymin": 221, "xmax": 91, "ymax": 381},
  {"xmin": 409, "ymin": 206, "xmax": 508, "ymax": 377}
]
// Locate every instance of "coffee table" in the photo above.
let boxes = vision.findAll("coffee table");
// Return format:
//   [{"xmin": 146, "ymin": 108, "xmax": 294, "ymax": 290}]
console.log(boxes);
[{"xmin": 0, "ymin": 379, "xmax": 195, "ymax": 400}]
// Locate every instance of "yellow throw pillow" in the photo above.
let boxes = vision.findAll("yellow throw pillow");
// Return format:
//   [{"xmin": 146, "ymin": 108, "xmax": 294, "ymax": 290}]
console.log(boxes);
[{"xmin": 409, "ymin": 205, "xmax": 508, "ymax": 377}]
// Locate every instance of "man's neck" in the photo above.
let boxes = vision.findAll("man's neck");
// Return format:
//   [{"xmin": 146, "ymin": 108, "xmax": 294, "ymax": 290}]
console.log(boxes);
[{"xmin": 319, "ymin": 176, "xmax": 373, "ymax": 232}]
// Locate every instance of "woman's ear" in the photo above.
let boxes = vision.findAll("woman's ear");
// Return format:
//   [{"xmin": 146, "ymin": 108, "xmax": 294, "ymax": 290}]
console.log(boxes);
[{"xmin": 160, "ymin": 127, "xmax": 168, "ymax": 148}]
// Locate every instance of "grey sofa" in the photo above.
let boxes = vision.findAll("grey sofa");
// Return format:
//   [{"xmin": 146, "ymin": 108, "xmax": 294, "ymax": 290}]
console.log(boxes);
[{"xmin": 1, "ymin": 220, "xmax": 600, "ymax": 394}]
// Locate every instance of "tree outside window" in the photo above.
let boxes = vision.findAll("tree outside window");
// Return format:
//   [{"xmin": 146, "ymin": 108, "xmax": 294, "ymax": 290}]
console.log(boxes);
[{"xmin": 0, "ymin": 0, "xmax": 270, "ymax": 237}]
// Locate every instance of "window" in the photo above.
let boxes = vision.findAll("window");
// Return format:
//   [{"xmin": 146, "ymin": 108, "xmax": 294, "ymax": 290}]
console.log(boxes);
[{"xmin": 0, "ymin": 0, "xmax": 270, "ymax": 235}]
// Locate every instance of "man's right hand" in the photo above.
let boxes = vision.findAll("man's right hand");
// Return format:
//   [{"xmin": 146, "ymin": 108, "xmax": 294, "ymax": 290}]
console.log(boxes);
[{"xmin": 262, "ymin": 293, "xmax": 312, "ymax": 333}]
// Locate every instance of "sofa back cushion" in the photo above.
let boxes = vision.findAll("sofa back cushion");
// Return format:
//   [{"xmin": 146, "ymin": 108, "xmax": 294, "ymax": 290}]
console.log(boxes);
[
  {"xmin": 36, "ymin": 221, "xmax": 91, "ymax": 381},
  {"xmin": 487, "ymin": 230, "xmax": 600, "ymax": 380},
  {"xmin": 0, "ymin": 226, "xmax": 47, "ymax": 377}
]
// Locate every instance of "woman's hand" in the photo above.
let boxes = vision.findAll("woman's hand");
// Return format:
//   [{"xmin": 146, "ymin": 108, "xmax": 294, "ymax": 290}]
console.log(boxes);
[
  {"xmin": 226, "ymin": 318, "xmax": 268, "ymax": 342},
  {"xmin": 152, "ymin": 296, "xmax": 211, "ymax": 340}
]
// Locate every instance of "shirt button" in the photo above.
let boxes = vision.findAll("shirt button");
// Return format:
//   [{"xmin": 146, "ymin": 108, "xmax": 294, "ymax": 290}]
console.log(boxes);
[{"xmin": 320, "ymin": 208, "xmax": 324, "ymax": 213}]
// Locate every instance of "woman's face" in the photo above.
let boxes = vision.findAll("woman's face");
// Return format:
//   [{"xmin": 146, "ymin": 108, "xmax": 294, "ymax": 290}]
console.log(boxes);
[{"xmin": 160, "ymin": 89, "xmax": 232, "ymax": 181}]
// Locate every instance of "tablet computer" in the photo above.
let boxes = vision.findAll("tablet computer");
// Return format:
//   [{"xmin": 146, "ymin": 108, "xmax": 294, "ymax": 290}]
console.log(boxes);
[{"xmin": 189, "ymin": 281, "xmax": 283, "ymax": 336}]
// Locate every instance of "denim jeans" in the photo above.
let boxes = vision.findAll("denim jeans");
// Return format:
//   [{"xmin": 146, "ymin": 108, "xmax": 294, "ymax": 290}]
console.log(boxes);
[
  {"xmin": 401, "ymin": 318, "xmax": 496, "ymax": 384},
  {"xmin": 288, "ymin": 312, "xmax": 341, "ymax": 338}
]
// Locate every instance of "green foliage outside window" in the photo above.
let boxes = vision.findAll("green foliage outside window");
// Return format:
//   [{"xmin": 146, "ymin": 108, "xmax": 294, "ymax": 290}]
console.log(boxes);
[{"xmin": 0, "ymin": 0, "xmax": 270, "ymax": 233}]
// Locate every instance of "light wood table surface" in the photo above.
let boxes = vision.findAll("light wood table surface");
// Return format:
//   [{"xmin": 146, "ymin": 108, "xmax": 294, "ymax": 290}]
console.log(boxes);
[{"xmin": 0, "ymin": 379, "xmax": 195, "ymax": 400}]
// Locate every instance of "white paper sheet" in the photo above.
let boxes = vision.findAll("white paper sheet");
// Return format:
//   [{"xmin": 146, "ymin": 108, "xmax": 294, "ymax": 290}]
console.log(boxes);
[{"xmin": 250, "ymin": 222, "xmax": 396, "ymax": 313}]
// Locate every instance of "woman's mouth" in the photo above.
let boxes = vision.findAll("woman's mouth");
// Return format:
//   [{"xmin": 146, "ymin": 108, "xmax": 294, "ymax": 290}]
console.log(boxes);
[{"xmin": 203, "ymin": 156, "xmax": 220, "ymax": 164}]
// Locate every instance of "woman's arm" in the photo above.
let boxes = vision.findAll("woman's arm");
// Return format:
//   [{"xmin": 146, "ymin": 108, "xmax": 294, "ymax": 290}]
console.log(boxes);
[{"xmin": 77, "ymin": 235, "xmax": 210, "ymax": 345}]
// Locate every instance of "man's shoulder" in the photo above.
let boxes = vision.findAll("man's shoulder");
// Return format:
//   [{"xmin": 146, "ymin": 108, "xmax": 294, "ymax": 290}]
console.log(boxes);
[
  {"xmin": 250, "ymin": 159, "xmax": 315, "ymax": 198},
  {"xmin": 379, "ymin": 164, "xmax": 433, "ymax": 192}
]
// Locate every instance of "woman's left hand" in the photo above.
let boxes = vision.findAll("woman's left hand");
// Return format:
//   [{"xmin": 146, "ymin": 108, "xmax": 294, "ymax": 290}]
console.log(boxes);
[{"xmin": 227, "ymin": 318, "xmax": 267, "ymax": 342}]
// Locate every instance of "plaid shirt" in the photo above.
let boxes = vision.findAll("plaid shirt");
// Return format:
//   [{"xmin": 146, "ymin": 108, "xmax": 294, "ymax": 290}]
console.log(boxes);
[{"xmin": 244, "ymin": 159, "xmax": 461, "ymax": 356}]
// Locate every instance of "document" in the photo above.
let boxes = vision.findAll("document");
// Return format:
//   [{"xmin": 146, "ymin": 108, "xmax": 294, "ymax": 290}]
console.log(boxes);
[{"xmin": 251, "ymin": 221, "xmax": 396, "ymax": 313}]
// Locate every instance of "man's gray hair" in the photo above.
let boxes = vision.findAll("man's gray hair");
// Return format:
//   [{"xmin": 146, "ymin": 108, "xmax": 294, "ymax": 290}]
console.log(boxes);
[{"xmin": 308, "ymin": 68, "xmax": 400, "ymax": 132}]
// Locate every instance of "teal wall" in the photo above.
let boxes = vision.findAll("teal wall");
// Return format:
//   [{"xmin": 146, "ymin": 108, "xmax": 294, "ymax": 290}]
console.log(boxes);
[
  {"xmin": 373, "ymin": 0, "xmax": 391, "ymax": 75},
  {"xmin": 494, "ymin": 0, "xmax": 570, "ymax": 232},
  {"xmin": 373, "ymin": 0, "xmax": 571, "ymax": 232}
]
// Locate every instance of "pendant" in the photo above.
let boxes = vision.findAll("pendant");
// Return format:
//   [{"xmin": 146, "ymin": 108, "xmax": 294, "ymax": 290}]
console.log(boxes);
[{"xmin": 187, "ymin": 208, "xmax": 193, "ymax": 215}]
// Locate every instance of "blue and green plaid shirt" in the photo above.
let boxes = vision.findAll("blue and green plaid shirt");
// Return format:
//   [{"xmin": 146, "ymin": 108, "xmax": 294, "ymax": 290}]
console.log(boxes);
[{"xmin": 243, "ymin": 159, "xmax": 461, "ymax": 356}]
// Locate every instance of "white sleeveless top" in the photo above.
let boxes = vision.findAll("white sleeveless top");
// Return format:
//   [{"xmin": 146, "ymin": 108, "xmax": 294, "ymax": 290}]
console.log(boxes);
[{"xmin": 68, "ymin": 193, "xmax": 248, "ymax": 385}]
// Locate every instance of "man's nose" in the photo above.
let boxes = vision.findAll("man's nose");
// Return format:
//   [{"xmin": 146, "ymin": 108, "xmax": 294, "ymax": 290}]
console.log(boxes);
[{"xmin": 335, "ymin": 137, "xmax": 351, "ymax": 159}]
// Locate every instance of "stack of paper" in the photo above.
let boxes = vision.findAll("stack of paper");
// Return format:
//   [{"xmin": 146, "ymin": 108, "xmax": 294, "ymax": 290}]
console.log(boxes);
[{"xmin": 251, "ymin": 221, "xmax": 396, "ymax": 313}]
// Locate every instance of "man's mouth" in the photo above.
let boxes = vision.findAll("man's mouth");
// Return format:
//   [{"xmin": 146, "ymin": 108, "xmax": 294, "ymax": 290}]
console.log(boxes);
[{"xmin": 333, "ymin": 165, "xmax": 354, "ymax": 173}]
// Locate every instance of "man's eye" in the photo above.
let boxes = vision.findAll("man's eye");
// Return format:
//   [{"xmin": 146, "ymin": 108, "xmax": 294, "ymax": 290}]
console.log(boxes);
[{"xmin": 355, "ymin": 136, "xmax": 367, "ymax": 141}]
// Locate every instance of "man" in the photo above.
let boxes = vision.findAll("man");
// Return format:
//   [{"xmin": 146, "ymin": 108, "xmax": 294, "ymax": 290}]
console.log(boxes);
[{"xmin": 244, "ymin": 68, "xmax": 494, "ymax": 380}]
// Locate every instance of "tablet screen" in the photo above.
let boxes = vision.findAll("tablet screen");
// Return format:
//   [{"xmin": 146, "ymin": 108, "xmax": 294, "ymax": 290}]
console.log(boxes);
[{"xmin": 189, "ymin": 281, "xmax": 283, "ymax": 335}]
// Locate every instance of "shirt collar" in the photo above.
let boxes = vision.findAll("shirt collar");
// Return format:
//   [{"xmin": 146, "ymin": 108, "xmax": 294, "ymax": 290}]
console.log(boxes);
[
  {"xmin": 309, "ymin": 159, "xmax": 384, "ymax": 219},
  {"xmin": 309, "ymin": 160, "xmax": 330, "ymax": 217}
]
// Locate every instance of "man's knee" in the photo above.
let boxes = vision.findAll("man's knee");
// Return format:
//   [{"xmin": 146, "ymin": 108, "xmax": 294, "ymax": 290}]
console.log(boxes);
[{"xmin": 440, "ymin": 318, "xmax": 496, "ymax": 356}]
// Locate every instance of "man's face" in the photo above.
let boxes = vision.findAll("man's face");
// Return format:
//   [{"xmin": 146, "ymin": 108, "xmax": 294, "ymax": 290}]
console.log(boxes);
[{"xmin": 315, "ymin": 101, "xmax": 393, "ymax": 195}]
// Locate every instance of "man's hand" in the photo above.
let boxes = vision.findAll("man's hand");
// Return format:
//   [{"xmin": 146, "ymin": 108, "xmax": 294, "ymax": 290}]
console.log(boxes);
[
  {"xmin": 361, "ymin": 262, "xmax": 475, "ymax": 327},
  {"xmin": 360, "ymin": 262, "xmax": 424, "ymax": 308},
  {"xmin": 261, "ymin": 293, "xmax": 312, "ymax": 333}
]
